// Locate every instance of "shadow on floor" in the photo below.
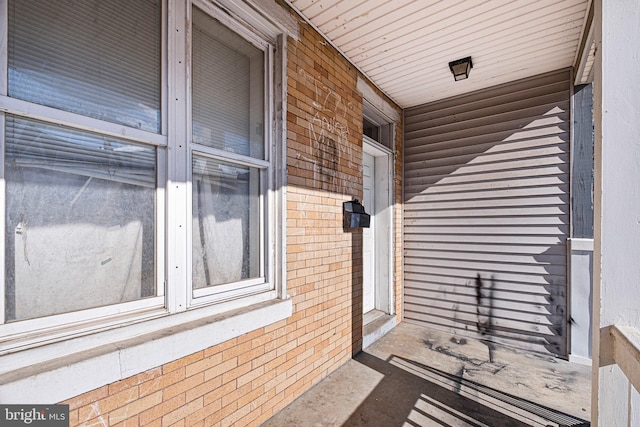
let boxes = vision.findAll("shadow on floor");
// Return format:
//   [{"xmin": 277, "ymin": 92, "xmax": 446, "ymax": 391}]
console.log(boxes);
[
  {"xmin": 343, "ymin": 352, "xmax": 589, "ymax": 427},
  {"xmin": 262, "ymin": 323, "xmax": 591, "ymax": 427}
]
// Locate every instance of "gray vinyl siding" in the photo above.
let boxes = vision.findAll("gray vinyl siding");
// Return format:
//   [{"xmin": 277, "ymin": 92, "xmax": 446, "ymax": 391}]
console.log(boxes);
[{"xmin": 403, "ymin": 70, "xmax": 571, "ymax": 357}]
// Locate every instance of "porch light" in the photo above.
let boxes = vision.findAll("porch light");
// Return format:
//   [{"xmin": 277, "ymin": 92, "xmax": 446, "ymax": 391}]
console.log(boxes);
[{"xmin": 448, "ymin": 56, "xmax": 473, "ymax": 81}]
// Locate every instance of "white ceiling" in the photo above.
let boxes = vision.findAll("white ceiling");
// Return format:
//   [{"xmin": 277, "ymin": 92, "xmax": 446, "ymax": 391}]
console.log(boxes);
[{"xmin": 286, "ymin": 0, "xmax": 592, "ymax": 108}]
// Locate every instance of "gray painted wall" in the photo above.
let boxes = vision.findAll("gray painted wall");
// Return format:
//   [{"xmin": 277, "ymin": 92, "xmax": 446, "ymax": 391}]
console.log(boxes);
[{"xmin": 568, "ymin": 83, "xmax": 594, "ymax": 365}]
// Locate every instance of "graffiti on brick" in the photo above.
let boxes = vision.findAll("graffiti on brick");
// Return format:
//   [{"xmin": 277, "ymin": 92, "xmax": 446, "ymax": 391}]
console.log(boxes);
[{"xmin": 297, "ymin": 69, "xmax": 357, "ymax": 191}]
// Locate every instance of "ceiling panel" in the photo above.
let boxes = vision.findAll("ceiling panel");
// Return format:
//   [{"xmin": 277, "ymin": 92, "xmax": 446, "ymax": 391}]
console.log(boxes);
[{"xmin": 286, "ymin": 0, "xmax": 591, "ymax": 108}]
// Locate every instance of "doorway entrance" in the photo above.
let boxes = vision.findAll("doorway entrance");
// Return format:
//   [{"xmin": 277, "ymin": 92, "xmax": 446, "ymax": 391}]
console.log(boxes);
[
  {"xmin": 362, "ymin": 136, "xmax": 393, "ymax": 319},
  {"xmin": 357, "ymin": 78, "xmax": 400, "ymax": 348}
]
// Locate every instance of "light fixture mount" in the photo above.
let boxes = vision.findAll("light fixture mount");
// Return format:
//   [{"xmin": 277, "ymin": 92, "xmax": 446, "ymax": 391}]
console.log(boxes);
[{"xmin": 448, "ymin": 56, "xmax": 473, "ymax": 81}]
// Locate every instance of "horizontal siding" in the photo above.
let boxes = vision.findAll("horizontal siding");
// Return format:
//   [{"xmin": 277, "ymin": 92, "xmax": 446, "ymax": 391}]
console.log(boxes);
[{"xmin": 403, "ymin": 70, "xmax": 571, "ymax": 356}]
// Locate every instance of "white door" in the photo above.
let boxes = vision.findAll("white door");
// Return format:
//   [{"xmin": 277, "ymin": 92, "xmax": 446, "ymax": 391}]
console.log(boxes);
[{"xmin": 362, "ymin": 152, "xmax": 375, "ymax": 313}]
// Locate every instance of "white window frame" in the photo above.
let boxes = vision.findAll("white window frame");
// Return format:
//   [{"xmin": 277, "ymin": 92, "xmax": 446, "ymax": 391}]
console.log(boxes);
[
  {"xmin": 187, "ymin": 2, "xmax": 275, "ymax": 305},
  {"xmin": 0, "ymin": 0, "xmax": 169, "ymax": 348},
  {"xmin": 0, "ymin": 0, "xmax": 293, "ymax": 403}
]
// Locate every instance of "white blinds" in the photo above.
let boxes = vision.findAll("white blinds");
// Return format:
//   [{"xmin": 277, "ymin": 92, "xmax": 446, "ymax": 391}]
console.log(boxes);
[
  {"xmin": 8, "ymin": 0, "xmax": 161, "ymax": 133},
  {"xmin": 5, "ymin": 116, "xmax": 156, "ymax": 188},
  {"xmin": 192, "ymin": 7, "xmax": 264, "ymax": 158}
]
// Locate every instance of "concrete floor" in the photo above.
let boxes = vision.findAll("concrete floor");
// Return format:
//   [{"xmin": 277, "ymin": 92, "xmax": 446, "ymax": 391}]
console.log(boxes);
[{"xmin": 262, "ymin": 322, "xmax": 591, "ymax": 427}]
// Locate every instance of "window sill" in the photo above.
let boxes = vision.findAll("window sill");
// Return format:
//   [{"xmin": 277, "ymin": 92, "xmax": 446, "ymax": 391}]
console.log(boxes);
[{"xmin": 0, "ymin": 296, "xmax": 292, "ymax": 404}]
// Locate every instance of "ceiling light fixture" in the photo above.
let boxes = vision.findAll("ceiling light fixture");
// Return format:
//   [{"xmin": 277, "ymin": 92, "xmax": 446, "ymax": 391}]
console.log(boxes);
[{"xmin": 448, "ymin": 56, "xmax": 473, "ymax": 81}]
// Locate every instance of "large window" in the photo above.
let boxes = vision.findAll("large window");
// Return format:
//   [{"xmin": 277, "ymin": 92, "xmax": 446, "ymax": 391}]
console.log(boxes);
[
  {"xmin": 190, "ymin": 7, "xmax": 269, "ymax": 300},
  {"xmin": 8, "ymin": 0, "xmax": 161, "ymax": 132},
  {"xmin": 0, "ymin": 0, "xmax": 283, "ymax": 351},
  {"xmin": 4, "ymin": 116, "xmax": 157, "ymax": 321}
]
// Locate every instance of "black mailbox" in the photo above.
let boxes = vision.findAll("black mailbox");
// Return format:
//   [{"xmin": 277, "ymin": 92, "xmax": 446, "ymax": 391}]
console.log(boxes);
[{"xmin": 343, "ymin": 199, "xmax": 370, "ymax": 228}]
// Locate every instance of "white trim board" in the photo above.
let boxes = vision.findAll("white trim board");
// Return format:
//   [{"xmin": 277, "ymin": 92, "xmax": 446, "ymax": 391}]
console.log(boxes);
[
  {"xmin": 357, "ymin": 77, "xmax": 401, "ymax": 123},
  {"xmin": 0, "ymin": 298, "xmax": 292, "ymax": 404},
  {"xmin": 569, "ymin": 238, "xmax": 594, "ymax": 251}
]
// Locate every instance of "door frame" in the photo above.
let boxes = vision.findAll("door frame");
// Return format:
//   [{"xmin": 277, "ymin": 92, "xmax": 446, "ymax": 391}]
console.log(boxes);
[{"xmin": 363, "ymin": 135, "xmax": 394, "ymax": 315}]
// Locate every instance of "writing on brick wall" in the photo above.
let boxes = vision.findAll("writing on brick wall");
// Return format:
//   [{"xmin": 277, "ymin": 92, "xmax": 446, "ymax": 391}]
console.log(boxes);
[{"xmin": 298, "ymin": 68, "xmax": 357, "ymax": 193}]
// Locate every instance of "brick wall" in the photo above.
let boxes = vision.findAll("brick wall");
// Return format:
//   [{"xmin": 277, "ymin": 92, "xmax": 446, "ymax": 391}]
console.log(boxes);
[{"xmin": 60, "ymin": 16, "xmax": 403, "ymax": 427}]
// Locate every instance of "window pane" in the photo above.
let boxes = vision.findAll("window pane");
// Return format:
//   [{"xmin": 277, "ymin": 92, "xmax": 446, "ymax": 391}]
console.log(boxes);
[
  {"xmin": 4, "ymin": 116, "xmax": 156, "ymax": 322},
  {"xmin": 8, "ymin": 0, "xmax": 161, "ymax": 133},
  {"xmin": 363, "ymin": 117, "xmax": 380, "ymax": 141},
  {"xmin": 192, "ymin": 156, "xmax": 260, "ymax": 289},
  {"xmin": 192, "ymin": 7, "xmax": 264, "ymax": 158}
]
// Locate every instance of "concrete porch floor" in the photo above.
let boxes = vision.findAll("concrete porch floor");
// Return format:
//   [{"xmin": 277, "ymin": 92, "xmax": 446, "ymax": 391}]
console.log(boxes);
[{"xmin": 262, "ymin": 322, "xmax": 591, "ymax": 427}]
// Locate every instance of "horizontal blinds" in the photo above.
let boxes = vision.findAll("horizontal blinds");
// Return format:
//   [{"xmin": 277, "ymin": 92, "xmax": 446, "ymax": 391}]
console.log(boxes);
[
  {"xmin": 192, "ymin": 7, "xmax": 264, "ymax": 159},
  {"xmin": 403, "ymin": 70, "xmax": 571, "ymax": 356},
  {"xmin": 192, "ymin": 155, "xmax": 251, "ymax": 183},
  {"xmin": 8, "ymin": 0, "xmax": 161, "ymax": 133},
  {"xmin": 6, "ymin": 116, "xmax": 156, "ymax": 188}
]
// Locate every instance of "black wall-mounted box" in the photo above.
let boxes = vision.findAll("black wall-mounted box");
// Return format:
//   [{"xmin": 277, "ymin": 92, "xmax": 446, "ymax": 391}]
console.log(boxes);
[{"xmin": 343, "ymin": 199, "xmax": 370, "ymax": 228}]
